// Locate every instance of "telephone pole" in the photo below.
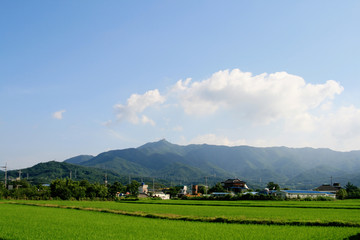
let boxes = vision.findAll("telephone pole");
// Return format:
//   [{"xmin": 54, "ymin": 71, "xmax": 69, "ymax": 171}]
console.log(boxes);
[
  {"xmin": 18, "ymin": 169, "xmax": 22, "ymax": 180},
  {"xmin": 204, "ymin": 176, "xmax": 208, "ymax": 194},
  {"xmin": 153, "ymin": 178, "xmax": 155, "ymax": 193}
]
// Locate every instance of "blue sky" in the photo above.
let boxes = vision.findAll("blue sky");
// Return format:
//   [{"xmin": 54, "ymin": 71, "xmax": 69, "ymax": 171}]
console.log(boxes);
[{"xmin": 1, "ymin": 1, "xmax": 360, "ymax": 169}]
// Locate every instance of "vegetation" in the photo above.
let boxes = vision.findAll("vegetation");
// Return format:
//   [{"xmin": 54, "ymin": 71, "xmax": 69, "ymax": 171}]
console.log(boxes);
[
  {"xmin": 267, "ymin": 181, "xmax": 280, "ymax": 190},
  {"xmin": 9, "ymin": 199, "xmax": 360, "ymax": 226},
  {"xmin": 1, "ymin": 200, "xmax": 359, "ymax": 239},
  {"xmin": 61, "ymin": 139, "xmax": 360, "ymax": 188},
  {"xmin": 0, "ymin": 179, "xmax": 142, "ymax": 200},
  {"xmin": 345, "ymin": 182, "xmax": 360, "ymax": 198},
  {"xmin": 3, "ymin": 140, "xmax": 360, "ymax": 190}
]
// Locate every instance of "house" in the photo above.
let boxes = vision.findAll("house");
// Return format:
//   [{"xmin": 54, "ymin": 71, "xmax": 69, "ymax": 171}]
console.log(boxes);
[
  {"xmin": 315, "ymin": 183, "xmax": 341, "ymax": 194},
  {"xmin": 276, "ymin": 190, "xmax": 336, "ymax": 199},
  {"xmin": 222, "ymin": 178, "xmax": 249, "ymax": 193},
  {"xmin": 153, "ymin": 192, "xmax": 170, "ymax": 200}
]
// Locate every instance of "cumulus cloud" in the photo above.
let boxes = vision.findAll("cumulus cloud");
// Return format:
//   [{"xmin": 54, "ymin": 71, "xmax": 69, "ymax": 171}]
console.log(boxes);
[
  {"xmin": 172, "ymin": 69, "xmax": 343, "ymax": 124},
  {"xmin": 52, "ymin": 110, "xmax": 66, "ymax": 120},
  {"xmin": 326, "ymin": 105, "xmax": 360, "ymax": 139},
  {"xmin": 113, "ymin": 89, "xmax": 165, "ymax": 125},
  {"xmin": 110, "ymin": 68, "xmax": 360, "ymax": 151}
]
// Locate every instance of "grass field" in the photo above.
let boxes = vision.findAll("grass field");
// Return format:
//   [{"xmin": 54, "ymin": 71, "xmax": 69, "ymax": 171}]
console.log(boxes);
[
  {"xmin": 9, "ymin": 199, "xmax": 360, "ymax": 226},
  {"xmin": 1, "ymin": 200, "xmax": 360, "ymax": 239}
]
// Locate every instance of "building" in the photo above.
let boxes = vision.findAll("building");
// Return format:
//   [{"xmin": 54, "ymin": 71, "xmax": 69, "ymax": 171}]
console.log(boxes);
[
  {"xmin": 211, "ymin": 192, "xmax": 235, "ymax": 197},
  {"xmin": 192, "ymin": 185, "xmax": 198, "ymax": 195},
  {"xmin": 139, "ymin": 182, "xmax": 148, "ymax": 194},
  {"xmin": 315, "ymin": 183, "xmax": 341, "ymax": 194},
  {"xmin": 222, "ymin": 178, "xmax": 249, "ymax": 193},
  {"xmin": 153, "ymin": 192, "xmax": 170, "ymax": 200},
  {"xmin": 276, "ymin": 190, "xmax": 336, "ymax": 199}
]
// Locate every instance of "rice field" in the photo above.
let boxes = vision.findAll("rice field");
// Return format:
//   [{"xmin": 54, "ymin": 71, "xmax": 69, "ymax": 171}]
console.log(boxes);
[
  {"xmin": 10, "ymin": 199, "xmax": 360, "ymax": 226},
  {"xmin": 1, "ymin": 200, "xmax": 360, "ymax": 239}
]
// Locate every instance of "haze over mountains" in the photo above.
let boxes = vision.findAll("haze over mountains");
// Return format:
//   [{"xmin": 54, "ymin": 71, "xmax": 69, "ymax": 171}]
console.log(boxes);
[{"xmin": 3, "ymin": 140, "xmax": 360, "ymax": 189}]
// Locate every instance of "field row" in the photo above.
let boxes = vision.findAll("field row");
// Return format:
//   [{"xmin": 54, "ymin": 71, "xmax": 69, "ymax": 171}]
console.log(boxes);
[
  {"xmin": 6, "ymin": 199, "xmax": 360, "ymax": 227},
  {"xmin": 0, "ymin": 203, "xmax": 359, "ymax": 240}
]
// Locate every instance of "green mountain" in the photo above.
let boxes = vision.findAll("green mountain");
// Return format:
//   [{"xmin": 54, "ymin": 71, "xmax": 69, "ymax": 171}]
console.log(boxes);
[
  {"xmin": 4, "ymin": 139, "xmax": 360, "ymax": 189},
  {"xmin": 64, "ymin": 155, "xmax": 94, "ymax": 164},
  {"xmin": 3, "ymin": 161, "xmax": 127, "ymax": 185},
  {"xmin": 68, "ymin": 139, "xmax": 360, "ymax": 189}
]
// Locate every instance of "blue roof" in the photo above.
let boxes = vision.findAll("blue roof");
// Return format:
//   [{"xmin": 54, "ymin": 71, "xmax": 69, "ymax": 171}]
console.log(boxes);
[
  {"xmin": 211, "ymin": 192, "xmax": 230, "ymax": 195},
  {"xmin": 282, "ymin": 190, "xmax": 334, "ymax": 194}
]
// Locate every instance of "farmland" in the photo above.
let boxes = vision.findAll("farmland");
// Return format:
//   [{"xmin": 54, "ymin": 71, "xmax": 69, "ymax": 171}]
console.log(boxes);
[{"xmin": 1, "ymin": 200, "xmax": 360, "ymax": 239}]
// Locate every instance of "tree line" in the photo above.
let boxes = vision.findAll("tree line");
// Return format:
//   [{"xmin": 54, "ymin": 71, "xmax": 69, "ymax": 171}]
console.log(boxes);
[
  {"xmin": 1, "ymin": 179, "xmax": 360, "ymax": 200},
  {"xmin": 0, "ymin": 179, "xmax": 140, "ymax": 200}
]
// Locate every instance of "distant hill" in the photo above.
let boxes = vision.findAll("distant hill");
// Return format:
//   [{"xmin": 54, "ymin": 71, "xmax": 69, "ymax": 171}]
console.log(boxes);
[
  {"xmin": 68, "ymin": 139, "xmax": 360, "ymax": 189},
  {"xmin": 64, "ymin": 155, "xmax": 94, "ymax": 164},
  {"xmin": 4, "ymin": 140, "xmax": 360, "ymax": 189}
]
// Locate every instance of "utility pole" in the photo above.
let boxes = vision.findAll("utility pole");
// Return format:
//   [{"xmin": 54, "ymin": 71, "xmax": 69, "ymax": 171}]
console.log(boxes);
[
  {"xmin": 205, "ymin": 176, "xmax": 208, "ymax": 195},
  {"xmin": 18, "ymin": 169, "xmax": 22, "ymax": 180},
  {"xmin": 153, "ymin": 178, "xmax": 155, "ymax": 193},
  {"xmin": 104, "ymin": 173, "xmax": 108, "ymax": 186}
]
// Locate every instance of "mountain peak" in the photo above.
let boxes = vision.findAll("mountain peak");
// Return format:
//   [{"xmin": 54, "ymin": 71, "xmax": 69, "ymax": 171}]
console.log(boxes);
[{"xmin": 137, "ymin": 139, "xmax": 183, "ymax": 155}]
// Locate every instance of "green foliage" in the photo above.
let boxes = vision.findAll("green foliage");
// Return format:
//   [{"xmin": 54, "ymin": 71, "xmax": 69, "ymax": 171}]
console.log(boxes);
[
  {"xmin": 163, "ymin": 186, "xmax": 181, "ymax": 198},
  {"xmin": 208, "ymin": 182, "xmax": 225, "ymax": 193},
  {"xmin": 108, "ymin": 181, "xmax": 125, "ymax": 197},
  {"xmin": 127, "ymin": 180, "xmax": 140, "ymax": 196},
  {"xmin": 344, "ymin": 182, "xmax": 360, "ymax": 199},
  {"xmin": 198, "ymin": 185, "xmax": 207, "ymax": 194},
  {"xmin": 267, "ymin": 182, "xmax": 280, "ymax": 190},
  {"xmin": 337, "ymin": 189, "xmax": 348, "ymax": 200},
  {"xmin": 50, "ymin": 179, "xmax": 108, "ymax": 200},
  {"xmin": 345, "ymin": 182, "xmax": 358, "ymax": 192}
]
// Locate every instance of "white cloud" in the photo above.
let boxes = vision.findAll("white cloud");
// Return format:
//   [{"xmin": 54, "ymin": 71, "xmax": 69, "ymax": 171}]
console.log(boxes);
[
  {"xmin": 52, "ymin": 110, "xmax": 66, "ymax": 120},
  {"xmin": 113, "ymin": 89, "xmax": 165, "ymax": 125},
  {"xmin": 171, "ymin": 69, "xmax": 343, "ymax": 124},
  {"xmin": 326, "ymin": 105, "xmax": 360, "ymax": 139},
  {"xmin": 110, "ymin": 68, "xmax": 360, "ymax": 151},
  {"xmin": 141, "ymin": 115, "xmax": 155, "ymax": 126}
]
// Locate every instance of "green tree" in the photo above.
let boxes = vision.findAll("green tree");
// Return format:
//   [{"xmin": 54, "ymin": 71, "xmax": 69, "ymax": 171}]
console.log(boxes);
[
  {"xmin": 50, "ymin": 179, "xmax": 73, "ymax": 200},
  {"xmin": 198, "ymin": 185, "xmax": 207, "ymax": 194},
  {"xmin": 208, "ymin": 182, "xmax": 225, "ymax": 193},
  {"xmin": 267, "ymin": 182, "xmax": 280, "ymax": 190},
  {"xmin": 126, "ymin": 180, "xmax": 140, "ymax": 196},
  {"xmin": 164, "ymin": 186, "xmax": 181, "ymax": 198},
  {"xmin": 345, "ymin": 182, "xmax": 358, "ymax": 193},
  {"xmin": 336, "ymin": 189, "xmax": 347, "ymax": 200},
  {"xmin": 108, "ymin": 182, "xmax": 125, "ymax": 198}
]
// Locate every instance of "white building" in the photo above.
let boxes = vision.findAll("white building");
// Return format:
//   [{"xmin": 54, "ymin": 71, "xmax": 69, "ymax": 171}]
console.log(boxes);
[
  {"xmin": 277, "ymin": 190, "xmax": 336, "ymax": 199},
  {"xmin": 153, "ymin": 193, "xmax": 170, "ymax": 200}
]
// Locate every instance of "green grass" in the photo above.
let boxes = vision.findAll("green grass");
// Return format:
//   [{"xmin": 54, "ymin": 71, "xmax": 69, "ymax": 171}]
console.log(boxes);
[
  {"xmin": 0, "ymin": 203, "xmax": 359, "ymax": 240},
  {"xmin": 9, "ymin": 199, "xmax": 360, "ymax": 226}
]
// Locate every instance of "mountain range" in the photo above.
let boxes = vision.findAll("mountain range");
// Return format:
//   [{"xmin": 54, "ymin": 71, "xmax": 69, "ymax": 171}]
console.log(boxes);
[
  {"xmin": 3, "ymin": 139, "xmax": 360, "ymax": 189},
  {"xmin": 65, "ymin": 139, "xmax": 360, "ymax": 189}
]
